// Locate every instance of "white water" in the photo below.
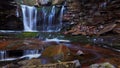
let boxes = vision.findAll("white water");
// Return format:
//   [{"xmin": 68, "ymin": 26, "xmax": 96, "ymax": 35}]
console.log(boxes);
[
  {"xmin": 23, "ymin": 50, "xmax": 40, "ymax": 59},
  {"xmin": 21, "ymin": 5, "xmax": 37, "ymax": 32},
  {"xmin": 0, "ymin": 51, "xmax": 7, "ymax": 60},
  {"xmin": 21, "ymin": 4, "xmax": 65, "ymax": 32},
  {"xmin": 21, "ymin": 54, "xmax": 41, "ymax": 59},
  {"xmin": 58, "ymin": 5, "xmax": 65, "ymax": 31},
  {"xmin": 24, "ymin": 50, "xmax": 39, "ymax": 55},
  {"xmin": 16, "ymin": 8, "xmax": 19, "ymax": 17},
  {"xmin": 41, "ymin": 5, "xmax": 65, "ymax": 32},
  {"xmin": 0, "ymin": 50, "xmax": 41, "ymax": 61},
  {"xmin": 45, "ymin": 38, "xmax": 70, "ymax": 43},
  {"xmin": 42, "ymin": 7, "xmax": 47, "ymax": 31},
  {"xmin": 39, "ymin": 0, "xmax": 49, "ymax": 5},
  {"xmin": 47, "ymin": 6, "xmax": 56, "ymax": 32}
]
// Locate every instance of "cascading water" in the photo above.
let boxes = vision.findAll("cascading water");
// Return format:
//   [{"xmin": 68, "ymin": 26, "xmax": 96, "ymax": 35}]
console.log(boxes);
[
  {"xmin": 21, "ymin": 4, "xmax": 65, "ymax": 32},
  {"xmin": 0, "ymin": 51, "xmax": 6, "ymax": 60},
  {"xmin": 41, "ymin": 5, "xmax": 65, "ymax": 32},
  {"xmin": 16, "ymin": 7, "xmax": 19, "ymax": 17},
  {"xmin": 23, "ymin": 50, "xmax": 40, "ymax": 59},
  {"xmin": 41, "ymin": 6, "xmax": 56, "ymax": 32},
  {"xmin": 59, "ymin": 5, "xmax": 65, "ymax": 31},
  {"xmin": 21, "ymin": 5, "xmax": 37, "ymax": 31},
  {"xmin": 47, "ymin": 6, "xmax": 56, "ymax": 32},
  {"xmin": 24, "ymin": 50, "xmax": 39, "ymax": 55},
  {"xmin": 42, "ymin": 7, "xmax": 47, "ymax": 31}
]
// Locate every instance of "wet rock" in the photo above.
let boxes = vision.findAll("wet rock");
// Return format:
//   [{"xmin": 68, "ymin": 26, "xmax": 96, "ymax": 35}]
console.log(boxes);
[
  {"xmin": 0, "ymin": 38, "xmax": 45, "ymax": 50},
  {"xmin": 64, "ymin": 24, "xmax": 97, "ymax": 35}
]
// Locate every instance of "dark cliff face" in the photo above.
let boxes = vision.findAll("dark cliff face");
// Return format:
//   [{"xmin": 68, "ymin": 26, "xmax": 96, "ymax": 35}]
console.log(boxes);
[
  {"xmin": 0, "ymin": 0, "xmax": 16, "ymax": 10},
  {"xmin": 0, "ymin": 0, "xmax": 23, "ymax": 30}
]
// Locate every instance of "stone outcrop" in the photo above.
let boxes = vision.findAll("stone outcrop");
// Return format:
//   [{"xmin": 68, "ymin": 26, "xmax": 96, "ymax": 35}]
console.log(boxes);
[
  {"xmin": 42, "ymin": 45, "xmax": 72, "ymax": 61},
  {"xmin": 63, "ymin": 0, "xmax": 120, "ymax": 35}
]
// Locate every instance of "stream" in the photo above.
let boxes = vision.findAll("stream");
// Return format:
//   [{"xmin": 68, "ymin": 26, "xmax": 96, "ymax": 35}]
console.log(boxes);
[{"xmin": 0, "ymin": 31, "xmax": 120, "ymax": 67}]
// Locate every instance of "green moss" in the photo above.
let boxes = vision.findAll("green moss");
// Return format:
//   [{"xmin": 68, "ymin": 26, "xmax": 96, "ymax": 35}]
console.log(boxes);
[{"xmin": 16, "ymin": 32, "xmax": 38, "ymax": 38}]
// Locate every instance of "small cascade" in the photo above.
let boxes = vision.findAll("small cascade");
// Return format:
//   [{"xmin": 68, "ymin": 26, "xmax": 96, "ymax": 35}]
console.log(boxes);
[
  {"xmin": 41, "ymin": 5, "xmax": 65, "ymax": 32},
  {"xmin": 24, "ymin": 50, "xmax": 39, "ymax": 55},
  {"xmin": 41, "ymin": 6, "xmax": 56, "ymax": 32},
  {"xmin": 23, "ymin": 50, "xmax": 40, "ymax": 59},
  {"xmin": 59, "ymin": 5, "xmax": 65, "ymax": 31},
  {"xmin": 42, "ymin": 7, "xmax": 47, "ymax": 31},
  {"xmin": 0, "ymin": 51, "xmax": 7, "ymax": 60},
  {"xmin": 16, "ymin": 7, "xmax": 19, "ymax": 17},
  {"xmin": 47, "ymin": 6, "xmax": 56, "ymax": 32},
  {"xmin": 21, "ymin": 5, "xmax": 37, "ymax": 31}
]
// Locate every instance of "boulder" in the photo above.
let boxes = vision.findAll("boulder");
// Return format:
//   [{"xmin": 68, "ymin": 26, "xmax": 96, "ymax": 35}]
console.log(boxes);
[{"xmin": 42, "ymin": 45, "xmax": 72, "ymax": 61}]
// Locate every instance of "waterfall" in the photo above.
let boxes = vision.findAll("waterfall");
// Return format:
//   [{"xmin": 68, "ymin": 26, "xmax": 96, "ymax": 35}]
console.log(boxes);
[
  {"xmin": 41, "ymin": 5, "xmax": 65, "ymax": 32},
  {"xmin": 21, "ymin": 4, "xmax": 65, "ymax": 32},
  {"xmin": 0, "ymin": 51, "xmax": 7, "ymax": 60},
  {"xmin": 21, "ymin": 5, "xmax": 37, "ymax": 32},
  {"xmin": 41, "ymin": 6, "xmax": 56, "ymax": 32}
]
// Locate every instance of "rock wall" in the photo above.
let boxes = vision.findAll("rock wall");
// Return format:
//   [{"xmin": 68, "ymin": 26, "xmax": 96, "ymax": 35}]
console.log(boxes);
[
  {"xmin": 0, "ymin": 0, "xmax": 23, "ymax": 30},
  {"xmin": 63, "ymin": 0, "xmax": 120, "ymax": 35},
  {"xmin": 0, "ymin": 0, "xmax": 120, "ymax": 33}
]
